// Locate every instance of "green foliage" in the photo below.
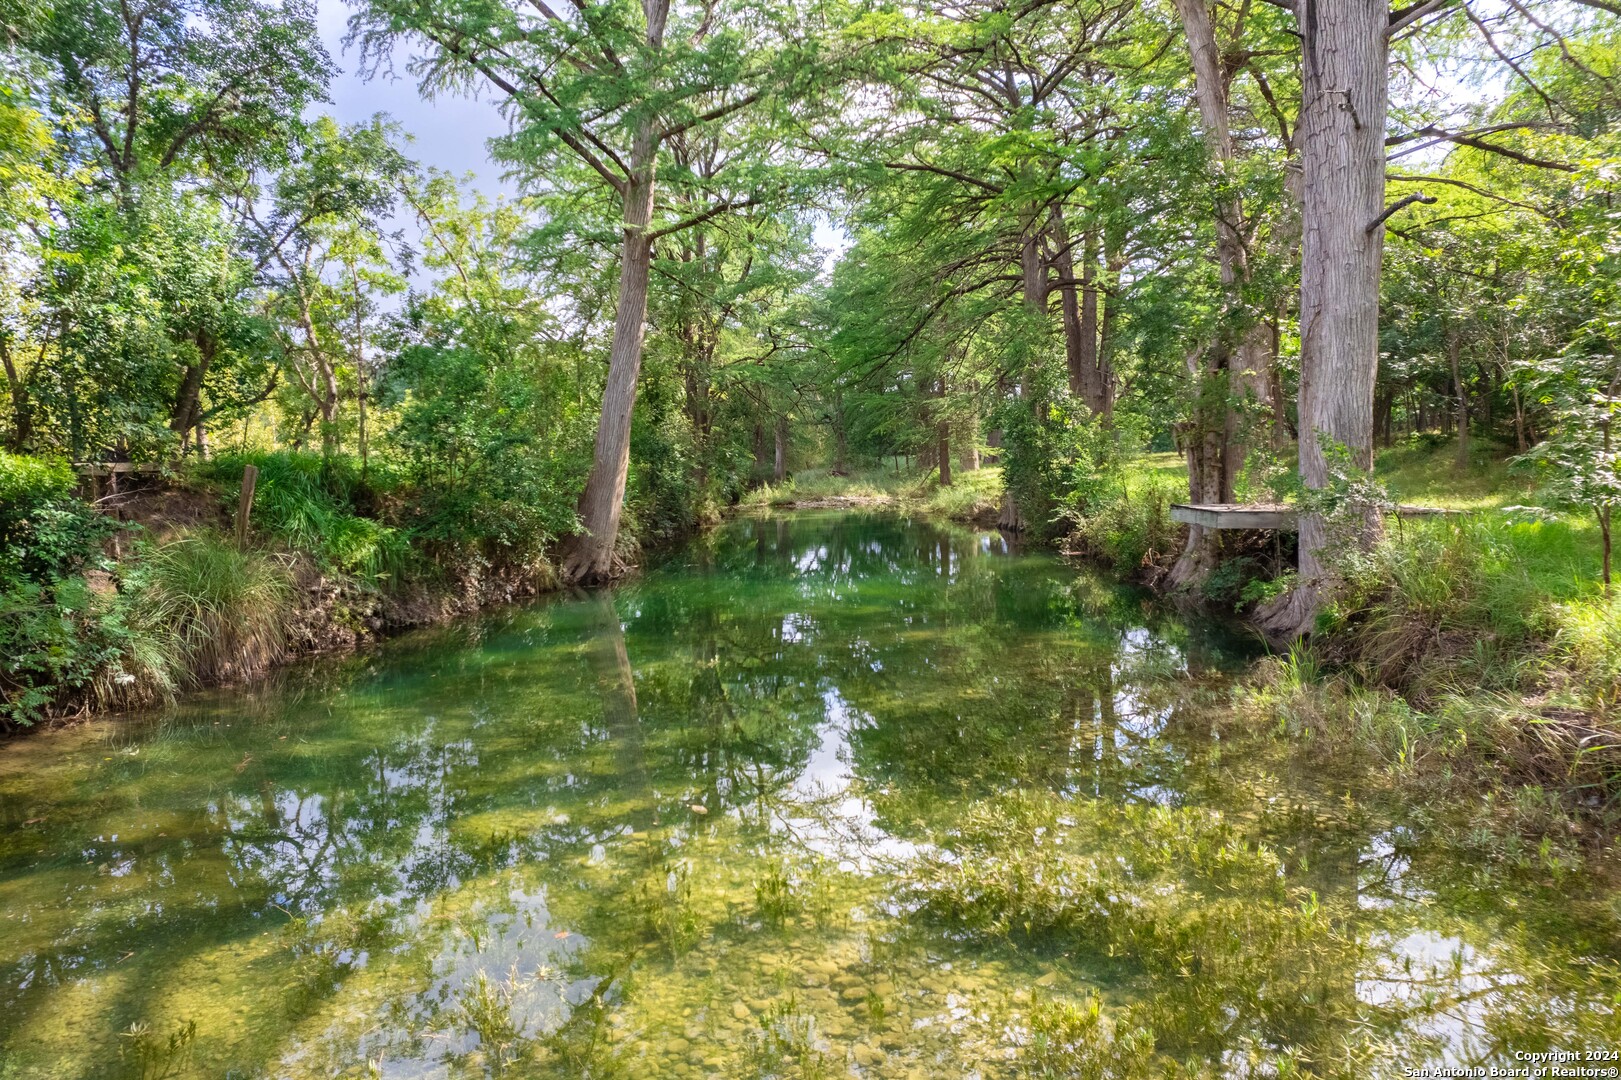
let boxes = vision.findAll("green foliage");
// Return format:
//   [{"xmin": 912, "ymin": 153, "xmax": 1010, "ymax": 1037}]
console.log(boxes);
[
  {"xmin": 1062, "ymin": 469, "xmax": 1184, "ymax": 574},
  {"xmin": 0, "ymin": 452, "xmax": 132, "ymax": 726},
  {"xmin": 0, "ymin": 451, "xmax": 110, "ymax": 581},
  {"xmin": 383, "ymin": 184, "xmax": 589, "ymax": 556},
  {"xmin": 198, "ymin": 453, "xmax": 411, "ymax": 582}
]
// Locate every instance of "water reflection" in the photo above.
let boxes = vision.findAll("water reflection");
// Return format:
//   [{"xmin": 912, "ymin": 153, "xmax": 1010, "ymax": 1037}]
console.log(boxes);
[{"xmin": 0, "ymin": 513, "xmax": 1616, "ymax": 1078}]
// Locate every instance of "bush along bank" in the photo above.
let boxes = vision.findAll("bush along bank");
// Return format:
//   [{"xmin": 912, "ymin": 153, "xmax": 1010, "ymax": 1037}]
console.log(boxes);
[{"xmin": 0, "ymin": 450, "xmax": 578, "ymax": 731}]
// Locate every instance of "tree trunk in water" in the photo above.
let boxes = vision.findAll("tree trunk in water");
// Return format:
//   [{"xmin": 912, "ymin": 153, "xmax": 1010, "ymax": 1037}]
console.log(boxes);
[
  {"xmin": 1259, "ymin": 0, "xmax": 1388, "ymax": 637},
  {"xmin": 1170, "ymin": 0, "xmax": 1274, "ymax": 588},
  {"xmin": 773, "ymin": 414, "xmax": 787, "ymax": 483},
  {"xmin": 583, "ymin": 594, "xmax": 655, "ymax": 828},
  {"xmin": 562, "ymin": 127, "xmax": 659, "ymax": 585}
]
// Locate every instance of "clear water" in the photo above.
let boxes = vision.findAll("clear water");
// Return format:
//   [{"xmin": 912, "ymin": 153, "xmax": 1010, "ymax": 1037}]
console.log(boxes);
[{"xmin": 0, "ymin": 513, "xmax": 1616, "ymax": 1079}]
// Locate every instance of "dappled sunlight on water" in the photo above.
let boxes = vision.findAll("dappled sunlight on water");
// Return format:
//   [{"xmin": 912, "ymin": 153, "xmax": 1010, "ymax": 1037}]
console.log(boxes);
[{"xmin": 0, "ymin": 512, "xmax": 1617, "ymax": 1078}]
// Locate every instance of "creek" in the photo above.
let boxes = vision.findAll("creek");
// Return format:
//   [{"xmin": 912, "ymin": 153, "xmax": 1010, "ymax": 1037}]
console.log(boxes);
[{"xmin": 1, "ymin": 512, "xmax": 1617, "ymax": 1078}]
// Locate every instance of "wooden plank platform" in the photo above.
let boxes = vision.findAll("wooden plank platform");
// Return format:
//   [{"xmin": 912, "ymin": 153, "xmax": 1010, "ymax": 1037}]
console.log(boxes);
[
  {"xmin": 1171, "ymin": 502, "xmax": 1461, "ymax": 530},
  {"xmin": 73, "ymin": 462, "xmax": 163, "ymax": 477},
  {"xmin": 1172, "ymin": 503, "xmax": 1296, "ymax": 529}
]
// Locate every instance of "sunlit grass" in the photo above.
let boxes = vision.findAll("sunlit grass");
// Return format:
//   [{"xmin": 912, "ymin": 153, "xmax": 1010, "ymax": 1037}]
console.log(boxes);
[{"xmin": 737, "ymin": 464, "xmax": 1002, "ymax": 521}]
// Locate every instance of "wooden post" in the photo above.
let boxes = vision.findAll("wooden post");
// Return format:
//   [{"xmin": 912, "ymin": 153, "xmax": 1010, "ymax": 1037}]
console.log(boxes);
[{"xmin": 236, "ymin": 464, "xmax": 258, "ymax": 551}]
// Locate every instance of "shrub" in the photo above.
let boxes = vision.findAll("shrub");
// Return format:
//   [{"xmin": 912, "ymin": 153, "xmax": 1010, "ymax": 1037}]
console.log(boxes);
[
  {"xmin": 1063, "ymin": 472, "xmax": 1182, "ymax": 573},
  {"xmin": 0, "ymin": 451, "xmax": 113, "ymax": 582},
  {"xmin": 0, "ymin": 452, "xmax": 130, "ymax": 726}
]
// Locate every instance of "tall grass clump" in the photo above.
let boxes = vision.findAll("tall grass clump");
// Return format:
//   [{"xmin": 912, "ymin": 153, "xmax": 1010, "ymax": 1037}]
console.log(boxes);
[
  {"xmin": 1328, "ymin": 516, "xmax": 1601, "ymax": 701},
  {"xmin": 1551, "ymin": 594, "xmax": 1621, "ymax": 707},
  {"xmin": 123, "ymin": 532, "xmax": 294, "ymax": 685}
]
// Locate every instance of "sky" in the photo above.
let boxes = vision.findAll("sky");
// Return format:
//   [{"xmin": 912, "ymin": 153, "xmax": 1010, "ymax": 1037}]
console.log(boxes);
[
  {"xmin": 314, "ymin": 1, "xmax": 515, "ymax": 196},
  {"xmin": 313, "ymin": 0, "xmax": 850, "ymax": 272}
]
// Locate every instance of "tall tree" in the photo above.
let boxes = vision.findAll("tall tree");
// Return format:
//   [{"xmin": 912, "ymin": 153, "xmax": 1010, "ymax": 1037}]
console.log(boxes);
[
  {"xmin": 353, "ymin": 0, "xmax": 826, "ymax": 583},
  {"xmin": 1168, "ymin": 0, "xmax": 1284, "ymax": 587}
]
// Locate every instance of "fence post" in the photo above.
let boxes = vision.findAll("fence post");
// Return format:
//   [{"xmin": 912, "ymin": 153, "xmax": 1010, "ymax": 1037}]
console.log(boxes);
[{"xmin": 236, "ymin": 464, "xmax": 259, "ymax": 551}]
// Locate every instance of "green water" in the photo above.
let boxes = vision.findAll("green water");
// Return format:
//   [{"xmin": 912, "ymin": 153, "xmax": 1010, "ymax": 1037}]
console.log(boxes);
[{"xmin": 1, "ymin": 513, "xmax": 1618, "ymax": 1079}]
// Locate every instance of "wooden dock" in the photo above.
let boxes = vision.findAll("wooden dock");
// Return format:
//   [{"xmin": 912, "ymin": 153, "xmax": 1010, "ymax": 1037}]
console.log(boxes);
[{"xmin": 1171, "ymin": 503, "xmax": 1459, "ymax": 530}]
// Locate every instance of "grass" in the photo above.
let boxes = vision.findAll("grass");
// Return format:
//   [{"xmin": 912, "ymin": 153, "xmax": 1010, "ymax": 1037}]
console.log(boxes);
[
  {"xmin": 1373, "ymin": 435, "xmax": 1538, "ymax": 511},
  {"xmin": 738, "ymin": 464, "xmax": 1003, "ymax": 522},
  {"xmin": 123, "ymin": 531, "xmax": 295, "ymax": 686},
  {"xmin": 197, "ymin": 452, "xmax": 413, "ymax": 584}
]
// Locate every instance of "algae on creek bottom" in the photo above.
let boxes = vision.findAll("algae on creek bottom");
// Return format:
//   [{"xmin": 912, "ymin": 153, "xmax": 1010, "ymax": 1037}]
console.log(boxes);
[{"xmin": 0, "ymin": 512, "xmax": 1618, "ymax": 1078}]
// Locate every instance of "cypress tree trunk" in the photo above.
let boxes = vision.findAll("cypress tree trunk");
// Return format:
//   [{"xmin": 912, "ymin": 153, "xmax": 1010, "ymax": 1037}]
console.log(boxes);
[
  {"xmin": 1052, "ymin": 210, "xmax": 1105, "ymax": 415},
  {"xmin": 563, "ymin": 126, "xmax": 659, "ymax": 585},
  {"xmin": 1449, "ymin": 326, "xmax": 1469, "ymax": 470},
  {"xmin": 1260, "ymin": 0, "xmax": 1388, "ymax": 636},
  {"xmin": 773, "ymin": 414, "xmax": 788, "ymax": 483},
  {"xmin": 999, "ymin": 223, "xmax": 1043, "ymax": 532},
  {"xmin": 1170, "ymin": 0, "xmax": 1278, "ymax": 589}
]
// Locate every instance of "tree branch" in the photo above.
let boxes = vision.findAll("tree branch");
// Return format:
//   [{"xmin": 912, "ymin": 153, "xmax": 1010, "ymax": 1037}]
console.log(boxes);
[
  {"xmin": 1387, "ymin": 172, "xmax": 1557, "ymax": 219},
  {"xmin": 1388, "ymin": 0, "xmax": 1456, "ymax": 37},
  {"xmin": 647, "ymin": 197, "xmax": 762, "ymax": 242},
  {"xmin": 883, "ymin": 161, "xmax": 1005, "ymax": 195},
  {"xmin": 1366, "ymin": 192, "xmax": 1437, "ymax": 233}
]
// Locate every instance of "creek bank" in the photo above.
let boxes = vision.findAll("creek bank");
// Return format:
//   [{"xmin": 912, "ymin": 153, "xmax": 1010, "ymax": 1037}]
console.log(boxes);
[{"xmin": 4, "ymin": 471, "xmax": 590, "ymax": 732}]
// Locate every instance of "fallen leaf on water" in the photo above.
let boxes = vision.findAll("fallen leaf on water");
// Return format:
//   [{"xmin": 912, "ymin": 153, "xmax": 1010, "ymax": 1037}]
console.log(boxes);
[
  {"xmin": 554, "ymin": 931, "xmax": 570, "ymax": 940},
  {"xmin": 689, "ymin": 804, "xmax": 708, "ymax": 815}
]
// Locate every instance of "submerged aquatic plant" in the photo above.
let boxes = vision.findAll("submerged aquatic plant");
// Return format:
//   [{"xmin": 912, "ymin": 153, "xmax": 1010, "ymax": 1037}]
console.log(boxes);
[
  {"xmin": 744, "ymin": 994, "xmax": 830, "ymax": 1079},
  {"xmin": 1020, "ymin": 995, "xmax": 1156, "ymax": 1080},
  {"xmin": 119, "ymin": 1018, "xmax": 197, "ymax": 1080},
  {"xmin": 633, "ymin": 860, "xmax": 702, "ymax": 958},
  {"xmin": 455, "ymin": 966, "xmax": 534, "ymax": 1073}
]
